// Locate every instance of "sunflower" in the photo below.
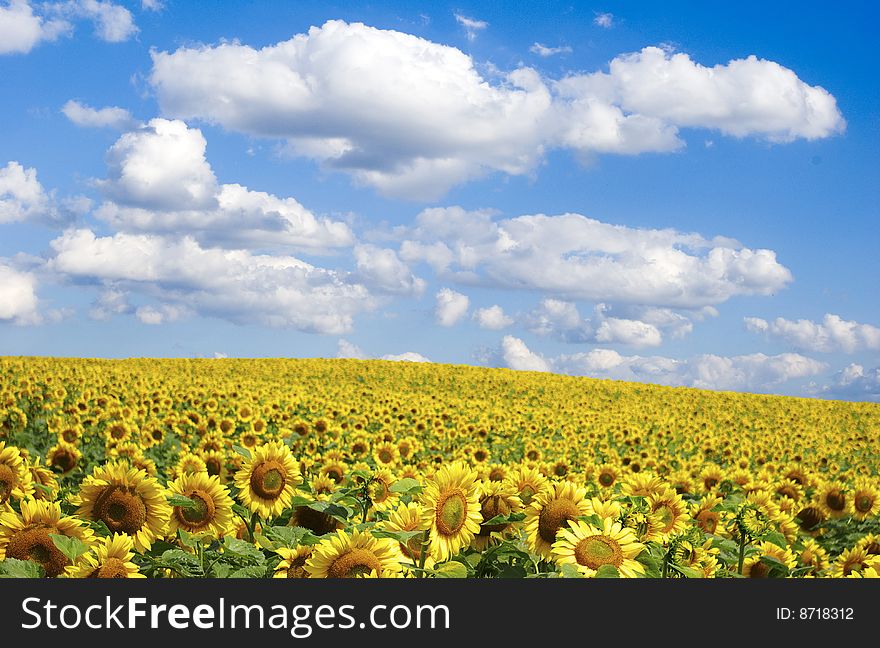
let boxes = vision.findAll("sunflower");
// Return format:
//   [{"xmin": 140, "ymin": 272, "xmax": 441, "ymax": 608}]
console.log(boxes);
[
  {"xmin": 172, "ymin": 452, "xmax": 207, "ymax": 479},
  {"xmin": 234, "ymin": 441, "xmax": 301, "ymax": 519},
  {"xmin": 849, "ymin": 477, "xmax": 880, "ymax": 520},
  {"xmin": 373, "ymin": 442, "xmax": 400, "ymax": 468},
  {"xmin": 524, "ymin": 481, "xmax": 591, "ymax": 559},
  {"xmin": 167, "ymin": 471, "xmax": 234, "ymax": 538},
  {"xmin": 621, "ymin": 473, "xmax": 666, "ymax": 498},
  {"xmin": 472, "ymin": 480, "xmax": 522, "ymax": 550},
  {"xmin": 304, "ymin": 529, "xmax": 404, "ymax": 578},
  {"xmin": 552, "ymin": 518, "xmax": 645, "ymax": 578},
  {"xmin": 595, "ymin": 464, "xmax": 619, "ymax": 490},
  {"xmin": 66, "ymin": 534, "xmax": 144, "ymax": 578},
  {"xmin": 367, "ymin": 469, "xmax": 399, "ymax": 513},
  {"xmin": 200, "ymin": 449, "xmax": 228, "ymax": 481},
  {"xmin": 503, "ymin": 464, "xmax": 549, "ymax": 507},
  {"xmin": 797, "ymin": 538, "xmax": 829, "ymax": 575},
  {"xmin": 27, "ymin": 458, "xmax": 58, "ymax": 501},
  {"xmin": 742, "ymin": 541, "xmax": 796, "ymax": 578},
  {"xmin": 320, "ymin": 460, "xmax": 347, "ymax": 484},
  {"xmin": 0, "ymin": 441, "xmax": 34, "ymax": 506},
  {"xmin": 46, "ymin": 442, "xmax": 81, "ymax": 475},
  {"xmin": 646, "ymin": 488, "xmax": 689, "ymax": 542},
  {"xmin": 691, "ymin": 494, "xmax": 724, "ymax": 536},
  {"xmin": 699, "ymin": 465, "xmax": 724, "ymax": 492},
  {"xmin": 273, "ymin": 546, "xmax": 313, "ymax": 578},
  {"xmin": 77, "ymin": 461, "xmax": 170, "ymax": 552},
  {"xmin": 817, "ymin": 481, "xmax": 848, "ymax": 519},
  {"xmin": 0, "ymin": 499, "xmax": 94, "ymax": 577},
  {"xmin": 421, "ymin": 462, "xmax": 482, "ymax": 563},
  {"xmin": 830, "ymin": 546, "xmax": 873, "ymax": 577},
  {"xmin": 586, "ymin": 497, "xmax": 622, "ymax": 522},
  {"xmin": 382, "ymin": 502, "xmax": 433, "ymax": 571}
]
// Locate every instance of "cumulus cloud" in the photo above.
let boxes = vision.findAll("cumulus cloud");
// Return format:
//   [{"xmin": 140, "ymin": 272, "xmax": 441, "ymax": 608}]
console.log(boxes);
[
  {"xmin": 399, "ymin": 207, "xmax": 792, "ymax": 309},
  {"xmin": 498, "ymin": 335, "xmax": 550, "ymax": 372},
  {"xmin": 353, "ymin": 245, "xmax": 425, "ymax": 296},
  {"xmin": 474, "ymin": 304, "xmax": 513, "ymax": 330},
  {"xmin": 816, "ymin": 364, "xmax": 880, "ymax": 402},
  {"xmin": 0, "ymin": 161, "xmax": 53, "ymax": 224},
  {"xmin": 141, "ymin": 0, "xmax": 162, "ymax": 10},
  {"xmin": 94, "ymin": 119, "xmax": 354, "ymax": 252},
  {"xmin": 593, "ymin": 12, "xmax": 614, "ymax": 28},
  {"xmin": 745, "ymin": 314, "xmax": 880, "ymax": 353},
  {"xmin": 62, "ymin": 100, "xmax": 139, "ymax": 130},
  {"xmin": 48, "ymin": 229, "xmax": 377, "ymax": 334},
  {"xmin": 56, "ymin": 0, "xmax": 137, "ymax": 43},
  {"xmin": 434, "ymin": 288, "xmax": 469, "ymax": 326},
  {"xmin": 0, "ymin": 0, "xmax": 70, "ymax": 54},
  {"xmin": 530, "ymin": 43, "xmax": 572, "ymax": 57},
  {"xmin": 493, "ymin": 336, "xmax": 826, "ymax": 393},
  {"xmin": 336, "ymin": 339, "xmax": 429, "ymax": 363},
  {"xmin": 88, "ymin": 287, "xmax": 132, "ymax": 320},
  {"xmin": 453, "ymin": 12, "xmax": 487, "ymax": 41},
  {"xmin": 0, "ymin": 262, "xmax": 40, "ymax": 323},
  {"xmin": 148, "ymin": 21, "xmax": 843, "ymax": 198}
]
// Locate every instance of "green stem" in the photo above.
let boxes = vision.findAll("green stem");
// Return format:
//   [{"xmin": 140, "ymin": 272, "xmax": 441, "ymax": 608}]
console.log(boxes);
[
  {"xmin": 737, "ymin": 531, "xmax": 748, "ymax": 575},
  {"xmin": 418, "ymin": 529, "xmax": 430, "ymax": 578}
]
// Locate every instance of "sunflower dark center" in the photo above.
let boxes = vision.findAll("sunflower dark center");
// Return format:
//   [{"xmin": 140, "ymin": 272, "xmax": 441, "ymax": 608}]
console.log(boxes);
[
  {"xmin": 327, "ymin": 548, "xmax": 382, "ymax": 578},
  {"xmin": 92, "ymin": 558, "xmax": 131, "ymax": 578},
  {"xmin": 478, "ymin": 494, "xmax": 511, "ymax": 536},
  {"xmin": 825, "ymin": 490, "xmax": 846, "ymax": 512},
  {"xmin": 292, "ymin": 506, "xmax": 338, "ymax": 535},
  {"xmin": 51, "ymin": 448, "xmax": 77, "ymax": 473},
  {"xmin": 250, "ymin": 461, "xmax": 286, "ymax": 499},
  {"xmin": 599, "ymin": 472, "xmax": 615, "ymax": 487},
  {"xmin": 855, "ymin": 495, "xmax": 874, "ymax": 513},
  {"xmin": 7, "ymin": 526, "xmax": 69, "ymax": 577},
  {"xmin": 538, "ymin": 498, "xmax": 579, "ymax": 544},
  {"xmin": 176, "ymin": 490, "xmax": 216, "ymax": 528},
  {"xmin": 574, "ymin": 535, "xmax": 622, "ymax": 570},
  {"xmin": 93, "ymin": 485, "xmax": 148, "ymax": 534},
  {"xmin": 436, "ymin": 491, "xmax": 467, "ymax": 537},
  {"xmin": 285, "ymin": 555, "xmax": 309, "ymax": 578}
]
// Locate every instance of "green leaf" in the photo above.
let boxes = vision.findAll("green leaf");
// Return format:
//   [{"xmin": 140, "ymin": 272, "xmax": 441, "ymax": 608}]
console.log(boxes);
[
  {"xmin": 49, "ymin": 534, "xmax": 90, "ymax": 563},
  {"xmin": 674, "ymin": 564, "xmax": 704, "ymax": 579},
  {"xmin": 167, "ymin": 494, "xmax": 197, "ymax": 508},
  {"xmin": 559, "ymin": 563, "xmax": 583, "ymax": 578},
  {"xmin": 390, "ymin": 478, "xmax": 422, "ymax": 494},
  {"xmin": 223, "ymin": 536, "xmax": 266, "ymax": 563},
  {"xmin": 232, "ymin": 444, "xmax": 252, "ymax": 460},
  {"xmin": 0, "ymin": 558, "xmax": 45, "ymax": 578},
  {"xmin": 433, "ymin": 561, "xmax": 468, "ymax": 578},
  {"xmin": 595, "ymin": 564, "xmax": 620, "ymax": 578},
  {"xmin": 177, "ymin": 529, "xmax": 198, "ymax": 548},
  {"xmin": 229, "ymin": 565, "xmax": 268, "ymax": 578},
  {"xmin": 759, "ymin": 555, "xmax": 790, "ymax": 576},
  {"xmin": 763, "ymin": 531, "xmax": 788, "ymax": 550},
  {"xmin": 576, "ymin": 514, "xmax": 605, "ymax": 529},
  {"xmin": 482, "ymin": 512, "xmax": 526, "ymax": 526}
]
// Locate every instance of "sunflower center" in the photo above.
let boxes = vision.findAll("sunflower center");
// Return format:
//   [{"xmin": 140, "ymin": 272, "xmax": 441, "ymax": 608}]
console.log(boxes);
[
  {"xmin": 488, "ymin": 468, "xmax": 505, "ymax": 482},
  {"xmin": 370, "ymin": 481, "xmax": 389, "ymax": 504},
  {"xmin": 479, "ymin": 495, "xmax": 511, "ymax": 535},
  {"xmin": 286, "ymin": 555, "xmax": 309, "ymax": 578},
  {"xmin": 748, "ymin": 561, "xmax": 771, "ymax": 578},
  {"xmin": 327, "ymin": 548, "xmax": 382, "ymax": 578},
  {"xmin": 704, "ymin": 477, "xmax": 719, "ymax": 489},
  {"xmin": 574, "ymin": 535, "xmax": 623, "ymax": 570},
  {"xmin": 7, "ymin": 526, "xmax": 69, "ymax": 577},
  {"xmin": 93, "ymin": 485, "xmax": 148, "ymax": 534},
  {"xmin": 378, "ymin": 449, "xmax": 393, "ymax": 464},
  {"xmin": 250, "ymin": 461, "xmax": 287, "ymax": 499},
  {"xmin": 654, "ymin": 504, "xmax": 675, "ymax": 532},
  {"xmin": 205, "ymin": 457, "xmax": 222, "ymax": 477},
  {"xmin": 435, "ymin": 491, "xmax": 467, "ymax": 537},
  {"xmin": 825, "ymin": 490, "xmax": 846, "ymax": 512},
  {"xmin": 176, "ymin": 490, "xmax": 216, "ymax": 528},
  {"xmin": 538, "ymin": 498, "xmax": 579, "ymax": 544},
  {"xmin": 91, "ymin": 558, "xmax": 131, "ymax": 578},
  {"xmin": 855, "ymin": 494, "xmax": 874, "ymax": 513},
  {"xmin": 796, "ymin": 507, "xmax": 823, "ymax": 530},
  {"xmin": 695, "ymin": 510, "xmax": 718, "ymax": 534},
  {"xmin": 292, "ymin": 506, "xmax": 338, "ymax": 535},
  {"xmin": 0, "ymin": 464, "xmax": 15, "ymax": 504},
  {"xmin": 51, "ymin": 448, "xmax": 77, "ymax": 473},
  {"xmin": 599, "ymin": 472, "xmax": 615, "ymax": 487},
  {"xmin": 62, "ymin": 430, "xmax": 77, "ymax": 443},
  {"xmin": 519, "ymin": 484, "xmax": 537, "ymax": 505},
  {"xmin": 325, "ymin": 466, "xmax": 344, "ymax": 483}
]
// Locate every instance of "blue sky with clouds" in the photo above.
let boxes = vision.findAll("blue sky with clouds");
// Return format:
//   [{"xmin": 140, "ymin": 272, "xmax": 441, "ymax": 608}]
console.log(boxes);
[{"xmin": 1, "ymin": 0, "xmax": 878, "ymax": 400}]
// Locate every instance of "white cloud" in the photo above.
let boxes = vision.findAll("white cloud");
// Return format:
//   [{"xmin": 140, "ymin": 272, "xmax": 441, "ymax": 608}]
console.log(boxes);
[
  {"xmin": 94, "ymin": 119, "xmax": 354, "ymax": 252},
  {"xmin": 595, "ymin": 317, "xmax": 662, "ymax": 347},
  {"xmin": 453, "ymin": 12, "xmax": 487, "ymax": 41},
  {"xmin": 62, "ymin": 100, "xmax": 139, "ymax": 130},
  {"xmin": 381, "ymin": 351, "xmax": 431, "ymax": 363},
  {"xmin": 745, "ymin": 314, "xmax": 880, "ymax": 353},
  {"xmin": 499, "ymin": 335, "xmax": 550, "ymax": 372},
  {"xmin": 59, "ymin": 0, "xmax": 137, "ymax": 42},
  {"xmin": 336, "ymin": 339, "xmax": 368, "ymax": 359},
  {"xmin": 494, "ymin": 336, "xmax": 826, "ymax": 393},
  {"xmin": 593, "ymin": 12, "xmax": 614, "ymax": 28},
  {"xmin": 88, "ymin": 287, "xmax": 131, "ymax": 320},
  {"xmin": 0, "ymin": 262, "xmax": 39, "ymax": 323},
  {"xmin": 530, "ymin": 43, "xmax": 572, "ymax": 57},
  {"xmin": 336, "ymin": 339, "xmax": 429, "ymax": 363},
  {"xmin": 434, "ymin": 288, "xmax": 469, "ymax": 326},
  {"xmin": 135, "ymin": 303, "xmax": 189, "ymax": 325},
  {"xmin": 141, "ymin": 0, "xmax": 162, "ymax": 10},
  {"xmin": 48, "ymin": 229, "xmax": 377, "ymax": 334},
  {"xmin": 148, "ymin": 21, "xmax": 843, "ymax": 198},
  {"xmin": 0, "ymin": 161, "xmax": 54, "ymax": 224},
  {"xmin": 817, "ymin": 364, "xmax": 880, "ymax": 402},
  {"xmin": 474, "ymin": 304, "xmax": 513, "ymax": 330},
  {"xmin": 353, "ymin": 244, "xmax": 425, "ymax": 296},
  {"xmin": 400, "ymin": 207, "xmax": 792, "ymax": 309},
  {"xmin": 0, "ymin": 1, "xmax": 70, "ymax": 54}
]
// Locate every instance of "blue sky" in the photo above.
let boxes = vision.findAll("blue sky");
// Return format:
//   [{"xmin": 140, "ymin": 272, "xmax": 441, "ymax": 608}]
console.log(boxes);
[{"xmin": 1, "ymin": 0, "xmax": 878, "ymax": 400}]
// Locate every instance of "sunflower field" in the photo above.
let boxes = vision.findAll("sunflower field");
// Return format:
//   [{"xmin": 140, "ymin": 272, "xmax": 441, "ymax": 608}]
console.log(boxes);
[{"xmin": 1, "ymin": 356, "xmax": 878, "ymax": 579}]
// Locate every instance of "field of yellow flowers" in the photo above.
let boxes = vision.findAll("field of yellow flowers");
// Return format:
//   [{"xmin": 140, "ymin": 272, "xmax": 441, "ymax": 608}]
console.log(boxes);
[{"xmin": 0, "ymin": 356, "xmax": 878, "ymax": 579}]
